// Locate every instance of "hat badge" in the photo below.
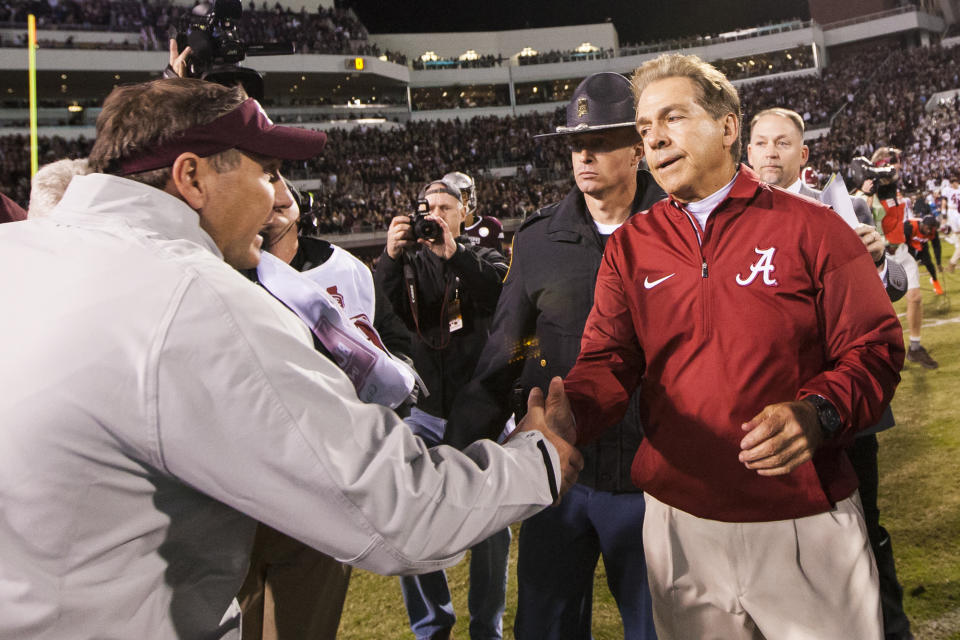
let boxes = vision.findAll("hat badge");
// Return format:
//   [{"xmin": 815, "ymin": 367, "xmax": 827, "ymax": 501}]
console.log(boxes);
[{"xmin": 577, "ymin": 97, "xmax": 588, "ymax": 119}]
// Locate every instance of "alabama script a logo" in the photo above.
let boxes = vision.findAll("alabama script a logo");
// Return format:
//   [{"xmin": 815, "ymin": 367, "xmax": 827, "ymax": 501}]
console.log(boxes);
[{"xmin": 735, "ymin": 247, "xmax": 779, "ymax": 286}]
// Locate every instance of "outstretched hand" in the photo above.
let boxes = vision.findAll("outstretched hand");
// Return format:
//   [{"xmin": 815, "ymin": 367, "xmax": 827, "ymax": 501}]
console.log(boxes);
[{"xmin": 518, "ymin": 377, "xmax": 583, "ymax": 502}]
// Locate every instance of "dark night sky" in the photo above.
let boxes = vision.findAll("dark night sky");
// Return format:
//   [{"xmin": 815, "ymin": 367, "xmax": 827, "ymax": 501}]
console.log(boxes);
[{"xmin": 346, "ymin": 1, "xmax": 811, "ymax": 45}]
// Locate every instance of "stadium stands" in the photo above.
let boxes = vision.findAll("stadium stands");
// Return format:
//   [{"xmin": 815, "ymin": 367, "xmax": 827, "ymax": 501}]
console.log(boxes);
[
  {"xmin": 0, "ymin": 0, "xmax": 385, "ymax": 57},
  {"xmin": 2, "ymin": 3, "xmax": 958, "ymax": 244}
]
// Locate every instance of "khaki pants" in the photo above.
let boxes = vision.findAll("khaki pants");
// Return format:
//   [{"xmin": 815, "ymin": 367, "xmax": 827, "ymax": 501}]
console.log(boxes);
[
  {"xmin": 643, "ymin": 493, "xmax": 882, "ymax": 640},
  {"xmin": 238, "ymin": 523, "xmax": 352, "ymax": 640}
]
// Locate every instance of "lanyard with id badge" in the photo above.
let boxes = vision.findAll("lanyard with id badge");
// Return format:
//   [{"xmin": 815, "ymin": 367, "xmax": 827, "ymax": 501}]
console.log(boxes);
[
  {"xmin": 447, "ymin": 279, "xmax": 464, "ymax": 333},
  {"xmin": 403, "ymin": 255, "xmax": 463, "ymax": 349}
]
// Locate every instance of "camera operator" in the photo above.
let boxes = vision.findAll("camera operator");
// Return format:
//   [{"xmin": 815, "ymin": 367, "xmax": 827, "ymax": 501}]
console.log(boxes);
[
  {"xmin": 859, "ymin": 147, "xmax": 939, "ymax": 369},
  {"xmin": 374, "ymin": 178, "xmax": 510, "ymax": 640}
]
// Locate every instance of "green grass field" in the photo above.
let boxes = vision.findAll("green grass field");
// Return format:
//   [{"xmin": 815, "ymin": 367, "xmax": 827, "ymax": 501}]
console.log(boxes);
[{"xmin": 339, "ymin": 258, "xmax": 960, "ymax": 640}]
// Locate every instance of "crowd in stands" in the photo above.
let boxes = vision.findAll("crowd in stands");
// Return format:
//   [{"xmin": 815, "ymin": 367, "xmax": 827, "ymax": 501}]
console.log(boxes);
[
  {"xmin": 715, "ymin": 46, "xmax": 814, "ymax": 80},
  {"xmin": 619, "ymin": 17, "xmax": 807, "ymax": 56},
  {"xmin": 283, "ymin": 112, "xmax": 570, "ymax": 232},
  {"xmin": 0, "ymin": 133, "xmax": 89, "ymax": 206},
  {"xmin": 412, "ymin": 54, "xmax": 504, "ymax": 70},
  {"xmin": 737, "ymin": 55, "xmax": 871, "ymax": 130},
  {"xmin": 412, "ymin": 41, "xmax": 808, "ymax": 75},
  {"xmin": 0, "ymin": 0, "xmax": 410, "ymax": 60},
  {"xmin": 802, "ymin": 44, "xmax": 960, "ymax": 191},
  {"xmin": 0, "ymin": 1, "xmax": 810, "ymax": 78},
  {"xmin": 905, "ymin": 95, "xmax": 960, "ymax": 189},
  {"xmin": 414, "ymin": 47, "xmax": 817, "ymax": 111},
  {"xmin": 412, "ymin": 87, "xmax": 505, "ymax": 110},
  {"xmin": 517, "ymin": 48, "xmax": 614, "ymax": 66},
  {"xmin": 5, "ymin": 42, "xmax": 960, "ymax": 238}
]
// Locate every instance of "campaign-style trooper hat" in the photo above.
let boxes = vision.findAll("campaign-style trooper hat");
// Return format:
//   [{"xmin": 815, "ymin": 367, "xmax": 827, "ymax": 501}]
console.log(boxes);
[{"xmin": 534, "ymin": 72, "xmax": 636, "ymax": 138}]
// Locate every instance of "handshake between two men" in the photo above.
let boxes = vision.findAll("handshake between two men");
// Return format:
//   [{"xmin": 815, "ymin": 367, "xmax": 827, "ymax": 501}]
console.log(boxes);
[{"xmin": 513, "ymin": 377, "xmax": 583, "ymax": 502}]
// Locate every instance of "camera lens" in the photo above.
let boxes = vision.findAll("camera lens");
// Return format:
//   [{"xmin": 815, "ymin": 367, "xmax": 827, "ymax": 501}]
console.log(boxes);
[{"xmin": 415, "ymin": 217, "xmax": 441, "ymax": 241}]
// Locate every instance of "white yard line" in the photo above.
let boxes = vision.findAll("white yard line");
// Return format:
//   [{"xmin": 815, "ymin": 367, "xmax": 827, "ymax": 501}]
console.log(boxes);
[{"xmin": 896, "ymin": 311, "xmax": 960, "ymax": 329}]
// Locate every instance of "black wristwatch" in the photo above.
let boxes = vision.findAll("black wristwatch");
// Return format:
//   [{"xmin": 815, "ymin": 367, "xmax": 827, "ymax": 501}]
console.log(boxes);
[{"xmin": 802, "ymin": 394, "xmax": 842, "ymax": 439}]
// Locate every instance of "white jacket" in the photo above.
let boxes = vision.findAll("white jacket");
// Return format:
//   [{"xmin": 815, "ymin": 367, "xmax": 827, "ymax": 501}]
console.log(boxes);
[{"xmin": 0, "ymin": 174, "xmax": 560, "ymax": 639}]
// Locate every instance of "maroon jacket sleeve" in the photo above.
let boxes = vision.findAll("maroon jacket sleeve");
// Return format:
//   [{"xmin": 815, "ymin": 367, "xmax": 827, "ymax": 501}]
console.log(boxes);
[
  {"xmin": 563, "ymin": 234, "xmax": 644, "ymax": 445},
  {"xmin": 797, "ymin": 213, "xmax": 905, "ymax": 439}
]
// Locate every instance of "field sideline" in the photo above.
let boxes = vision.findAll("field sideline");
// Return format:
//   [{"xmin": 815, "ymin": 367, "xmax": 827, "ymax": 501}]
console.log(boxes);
[{"xmin": 340, "ymin": 260, "xmax": 960, "ymax": 640}]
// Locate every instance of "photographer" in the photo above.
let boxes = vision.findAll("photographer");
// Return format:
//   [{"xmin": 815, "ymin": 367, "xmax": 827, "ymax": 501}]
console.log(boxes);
[
  {"xmin": 375, "ymin": 177, "xmax": 508, "ymax": 434},
  {"xmin": 860, "ymin": 147, "xmax": 939, "ymax": 369},
  {"xmin": 374, "ymin": 178, "xmax": 510, "ymax": 640}
]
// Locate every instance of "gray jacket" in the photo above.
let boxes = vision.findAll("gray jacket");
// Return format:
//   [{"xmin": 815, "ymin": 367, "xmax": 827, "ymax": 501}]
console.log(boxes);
[{"xmin": 0, "ymin": 175, "xmax": 562, "ymax": 639}]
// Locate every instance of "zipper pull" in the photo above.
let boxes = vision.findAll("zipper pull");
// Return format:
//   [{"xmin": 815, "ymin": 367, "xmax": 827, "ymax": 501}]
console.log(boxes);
[{"xmin": 701, "ymin": 260, "xmax": 708, "ymax": 278}]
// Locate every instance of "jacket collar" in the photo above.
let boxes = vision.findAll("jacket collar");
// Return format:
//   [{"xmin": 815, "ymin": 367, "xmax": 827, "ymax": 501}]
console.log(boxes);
[
  {"xmin": 547, "ymin": 169, "xmax": 663, "ymax": 240},
  {"xmin": 51, "ymin": 173, "xmax": 222, "ymax": 258},
  {"xmin": 666, "ymin": 164, "xmax": 763, "ymax": 214}
]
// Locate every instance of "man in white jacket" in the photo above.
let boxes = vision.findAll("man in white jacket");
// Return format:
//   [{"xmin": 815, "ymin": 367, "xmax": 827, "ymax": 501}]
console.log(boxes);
[{"xmin": 0, "ymin": 78, "xmax": 581, "ymax": 640}]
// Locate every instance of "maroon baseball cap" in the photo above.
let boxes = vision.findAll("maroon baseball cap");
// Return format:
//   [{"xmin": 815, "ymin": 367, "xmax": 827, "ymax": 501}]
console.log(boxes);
[{"xmin": 116, "ymin": 98, "xmax": 327, "ymax": 175}]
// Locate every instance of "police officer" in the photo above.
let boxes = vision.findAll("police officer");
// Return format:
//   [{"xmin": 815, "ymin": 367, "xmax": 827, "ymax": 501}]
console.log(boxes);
[{"xmin": 446, "ymin": 72, "xmax": 665, "ymax": 640}]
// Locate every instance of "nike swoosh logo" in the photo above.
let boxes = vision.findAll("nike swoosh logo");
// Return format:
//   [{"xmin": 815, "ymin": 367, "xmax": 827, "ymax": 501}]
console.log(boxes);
[{"xmin": 644, "ymin": 274, "xmax": 676, "ymax": 289}]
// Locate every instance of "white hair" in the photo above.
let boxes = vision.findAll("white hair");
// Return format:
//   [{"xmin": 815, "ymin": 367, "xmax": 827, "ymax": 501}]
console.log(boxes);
[{"xmin": 28, "ymin": 158, "xmax": 91, "ymax": 218}]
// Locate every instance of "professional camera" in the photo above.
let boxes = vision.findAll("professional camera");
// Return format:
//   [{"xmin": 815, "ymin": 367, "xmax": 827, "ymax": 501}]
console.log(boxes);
[
  {"xmin": 411, "ymin": 199, "xmax": 442, "ymax": 242},
  {"xmin": 174, "ymin": 0, "xmax": 293, "ymax": 101},
  {"xmin": 849, "ymin": 156, "xmax": 898, "ymax": 195}
]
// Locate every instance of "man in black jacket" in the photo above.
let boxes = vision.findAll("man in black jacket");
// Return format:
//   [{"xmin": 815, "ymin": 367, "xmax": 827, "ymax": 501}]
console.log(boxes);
[
  {"xmin": 374, "ymin": 177, "xmax": 510, "ymax": 640},
  {"xmin": 446, "ymin": 72, "xmax": 665, "ymax": 640}
]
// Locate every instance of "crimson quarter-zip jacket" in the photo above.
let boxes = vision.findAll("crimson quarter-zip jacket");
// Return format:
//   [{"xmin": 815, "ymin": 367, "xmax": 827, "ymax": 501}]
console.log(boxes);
[{"xmin": 564, "ymin": 166, "xmax": 904, "ymax": 522}]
